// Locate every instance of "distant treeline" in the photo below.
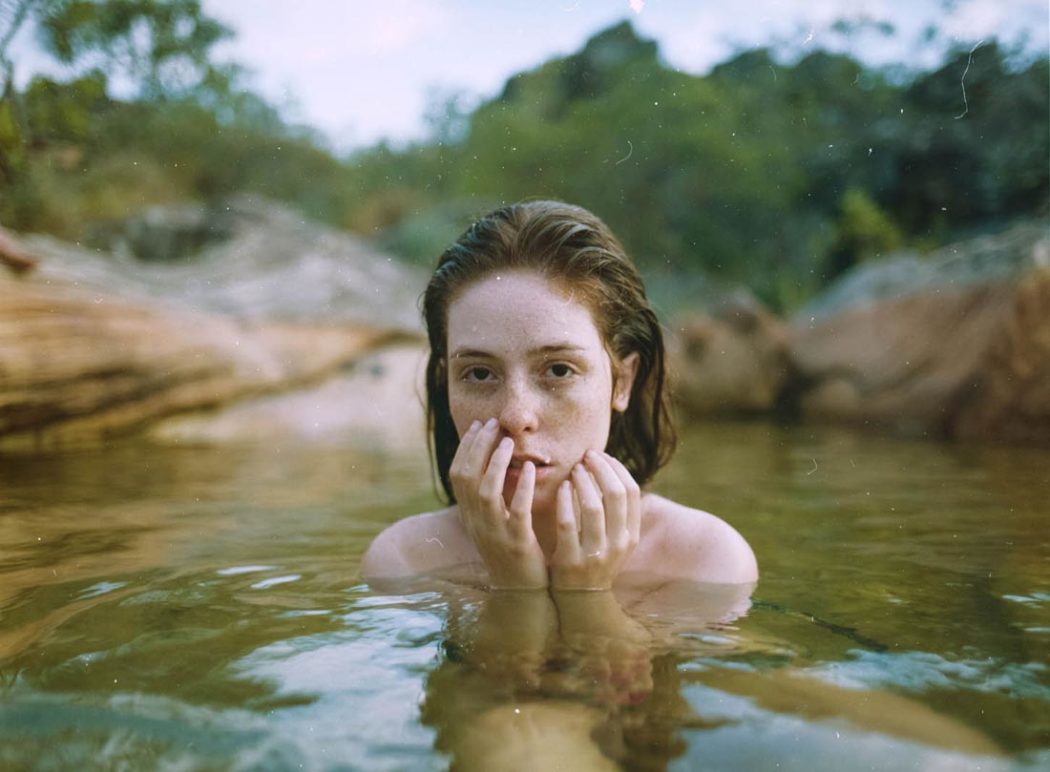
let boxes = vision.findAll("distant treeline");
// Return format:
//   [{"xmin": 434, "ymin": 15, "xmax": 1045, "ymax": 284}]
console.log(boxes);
[{"xmin": 2, "ymin": 3, "xmax": 1046, "ymax": 309}]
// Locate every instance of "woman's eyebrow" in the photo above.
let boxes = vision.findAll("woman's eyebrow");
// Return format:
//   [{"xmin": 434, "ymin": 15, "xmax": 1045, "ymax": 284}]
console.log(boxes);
[
  {"xmin": 449, "ymin": 347, "xmax": 495, "ymax": 359},
  {"xmin": 531, "ymin": 344, "xmax": 587, "ymax": 355},
  {"xmin": 450, "ymin": 343, "xmax": 587, "ymax": 359}
]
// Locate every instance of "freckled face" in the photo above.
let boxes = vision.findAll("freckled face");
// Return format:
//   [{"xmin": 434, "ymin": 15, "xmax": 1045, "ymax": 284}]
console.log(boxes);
[{"xmin": 446, "ymin": 271, "xmax": 627, "ymax": 518}]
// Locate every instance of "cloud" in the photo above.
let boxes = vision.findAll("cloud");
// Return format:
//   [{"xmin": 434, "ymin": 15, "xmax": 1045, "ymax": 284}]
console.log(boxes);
[
  {"xmin": 652, "ymin": 0, "xmax": 900, "ymax": 72},
  {"xmin": 354, "ymin": 0, "xmax": 454, "ymax": 55},
  {"xmin": 941, "ymin": 0, "xmax": 1047, "ymax": 45}
]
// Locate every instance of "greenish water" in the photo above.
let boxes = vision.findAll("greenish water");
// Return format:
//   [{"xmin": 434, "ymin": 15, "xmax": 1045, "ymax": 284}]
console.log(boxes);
[{"xmin": 1, "ymin": 422, "xmax": 1047, "ymax": 770}]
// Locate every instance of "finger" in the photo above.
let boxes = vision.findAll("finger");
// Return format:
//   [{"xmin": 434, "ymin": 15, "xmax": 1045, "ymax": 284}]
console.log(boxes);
[
  {"xmin": 553, "ymin": 480, "xmax": 580, "ymax": 561},
  {"xmin": 478, "ymin": 436, "xmax": 514, "ymax": 520},
  {"xmin": 602, "ymin": 453, "xmax": 642, "ymax": 542},
  {"xmin": 458, "ymin": 417, "xmax": 481, "ymax": 444},
  {"xmin": 454, "ymin": 417, "xmax": 494, "ymax": 479},
  {"xmin": 572, "ymin": 463, "xmax": 605, "ymax": 554},
  {"xmin": 507, "ymin": 460, "xmax": 536, "ymax": 538},
  {"xmin": 449, "ymin": 421, "xmax": 484, "ymax": 520},
  {"xmin": 463, "ymin": 417, "xmax": 502, "ymax": 478},
  {"xmin": 585, "ymin": 450, "xmax": 627, "ymax": 537},
  {"xmin": 448, "ymin": 419, "xmax": 482, "ymax": 478}
]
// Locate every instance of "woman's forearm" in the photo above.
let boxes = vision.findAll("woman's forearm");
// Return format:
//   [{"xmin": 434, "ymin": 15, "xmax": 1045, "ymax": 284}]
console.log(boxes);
[
  {"xmin": 551, "ymin": 589, "xmax": 650, "ymax": 643},
  {"xmin": 549, "ymin": 589, "xmax": 654, "ymax": 705},
  {"xmin": 462, "ymin": 589, "xmax": 557, "ymax": 687}
]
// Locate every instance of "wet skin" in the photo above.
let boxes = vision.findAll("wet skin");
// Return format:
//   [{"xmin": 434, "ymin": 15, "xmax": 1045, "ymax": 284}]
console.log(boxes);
[
  {"xmin": 361, "ymin": 270, "xmax": 758, "ymax": 588},
  {"xmin": 445, "ymin": 270, "xmax": 640, "ymax": 589}
]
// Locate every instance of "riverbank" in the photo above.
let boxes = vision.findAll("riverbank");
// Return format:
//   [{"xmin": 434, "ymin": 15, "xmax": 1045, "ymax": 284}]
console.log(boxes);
[{"xmin": 2, "ymin": 199, "xmax": 1046, "ymax": 450}]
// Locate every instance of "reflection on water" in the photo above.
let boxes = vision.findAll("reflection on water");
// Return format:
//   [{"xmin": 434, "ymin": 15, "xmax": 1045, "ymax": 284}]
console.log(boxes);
[{"xmin": 0, "ymin": 423, "xmax": 1047, "ymax": 769}]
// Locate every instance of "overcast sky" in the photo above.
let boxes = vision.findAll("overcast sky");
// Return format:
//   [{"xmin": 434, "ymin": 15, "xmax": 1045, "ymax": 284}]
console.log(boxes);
[{"xmin": 15, "ymin": 0, "xmax": 1050, "ymax": 151}]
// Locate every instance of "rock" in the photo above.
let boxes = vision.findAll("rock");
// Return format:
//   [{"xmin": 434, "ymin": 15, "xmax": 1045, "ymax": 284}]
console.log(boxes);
[
  {"xmin": 0, "ymin": 271, "xmax": 412, "ymax": 450},
  {"xmin": 789, "ymin": 222, "xmax": 1050, "ymax": 442},
  {"xmin": 0, "ymin": 198, "xmax": 426, "ymax": 449},
  {"xmin": 952, "ymin": 267, "xmax": 1050, "ymax": 442},
  {"xmin": 0, "ymin": 226, "xmax": 39, "ymax": 275},
  {"xmin": 797, "ymin": 223, "xmax": 1047, "ymax": 323},
  {"xmin": 151, "ymin": 343, "xmax": 429, "ymax": 454},
  {"xmin": 121, "ymin": 202, "xmax": 235, "ymax": 262},
  {"xmin": 670, "ymin": 299, "xmax": 792, "ymax": 415},
  {"xmin": 23, "ymin": 194, "xmax": 427, "ymax": 331}
]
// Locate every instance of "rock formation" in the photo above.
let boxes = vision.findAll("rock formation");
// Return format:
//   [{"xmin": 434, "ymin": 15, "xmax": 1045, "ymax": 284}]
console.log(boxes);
[
  {"xmin": 788, "ymin": 222, "xmax": 1049, "ymax": 442},
  {"xmin": 0, "ymin": 226, "xmax": 38, "ymax": 275},
  {"xmin": 670, "ymin": 298, "xmax": 792, "ymax": 415},
  {"xmin": 0, "ymin": 197, "xmax": 426, "ymax": 450}
]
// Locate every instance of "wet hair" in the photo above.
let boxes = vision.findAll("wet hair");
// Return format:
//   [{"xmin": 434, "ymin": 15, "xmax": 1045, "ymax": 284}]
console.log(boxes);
[{"xmin": 423, "ymin": 200, "xmax": 676, "ymax": 503}]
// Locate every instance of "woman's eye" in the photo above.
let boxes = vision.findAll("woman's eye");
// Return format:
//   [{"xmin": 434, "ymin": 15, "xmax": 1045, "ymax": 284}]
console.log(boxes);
[
  {"xmin": 464, "ymin": 367, "xmax": 494, "ymax": 382},
  {"xmin": 546, "ymin": 363, "xmax": 575, "ymax": 379}
]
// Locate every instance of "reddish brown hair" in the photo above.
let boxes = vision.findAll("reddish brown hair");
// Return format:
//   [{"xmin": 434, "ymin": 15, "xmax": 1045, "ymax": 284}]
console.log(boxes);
[{"xmin": 423, "ymin": 200, "xmax": 676, "ymax": 502}]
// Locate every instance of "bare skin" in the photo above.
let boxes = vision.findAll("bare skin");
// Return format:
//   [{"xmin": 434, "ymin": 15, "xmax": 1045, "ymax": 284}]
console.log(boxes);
[
  {"xmin": 361, "ymin": 271, "xmax": 758, "ymax": 590},
  {"xmin": 360, "ymin": 491, "xmax": 757, "ymax": 589}
]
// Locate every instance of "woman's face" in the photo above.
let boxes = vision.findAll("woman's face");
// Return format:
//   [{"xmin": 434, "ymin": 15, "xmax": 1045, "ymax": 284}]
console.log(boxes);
[{"xmin": 446, "ymin": 271, "xmax": 632, "ymax": 518}]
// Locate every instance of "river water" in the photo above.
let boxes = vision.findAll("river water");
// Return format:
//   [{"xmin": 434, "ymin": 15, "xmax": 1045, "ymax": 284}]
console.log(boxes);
[{"xmin": 1, "ymin": 421, "xmax": 1047, "ymax": 770}]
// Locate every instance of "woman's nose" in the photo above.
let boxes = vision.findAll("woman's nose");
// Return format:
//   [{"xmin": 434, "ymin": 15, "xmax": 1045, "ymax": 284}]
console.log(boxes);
[{"xmin": 498, "ymin": 382, "xmax": 539, "ymax": 435}]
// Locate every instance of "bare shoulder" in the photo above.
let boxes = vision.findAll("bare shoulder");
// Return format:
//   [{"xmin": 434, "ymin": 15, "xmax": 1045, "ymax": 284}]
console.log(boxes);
[
  {"xmin": 360, "ymin": 507, "xmax": 477, "ymax": 580},
  {"xmin": 639, "ymin": 494, "xmax": 758, "ymax": 584}
]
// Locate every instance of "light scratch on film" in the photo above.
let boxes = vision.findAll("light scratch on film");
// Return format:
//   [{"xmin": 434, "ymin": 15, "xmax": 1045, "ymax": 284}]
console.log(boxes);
[
  {"xmin": 615, "ymin": 139, "xmax": 634, "ymax": 165},
  {"xmin": 955, "ymin": 40, "xmax": 985, "ymax": 120},
  {"xmin": 807, "ymin": 458, "xmax": 818, "ymax": 476},
  {"xmin": 426, "ymin": 537, "xmax": 445, "ymax": 549}
]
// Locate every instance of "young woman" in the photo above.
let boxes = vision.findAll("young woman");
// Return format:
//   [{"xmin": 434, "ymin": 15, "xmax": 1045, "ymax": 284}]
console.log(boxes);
[
  {"xmin": 359, "ymin": 207, "xmax": 1000, "ymax": 768},
  {"xmin": 362, "ymin": 200, "xmax": 757, "ymax": 590}
]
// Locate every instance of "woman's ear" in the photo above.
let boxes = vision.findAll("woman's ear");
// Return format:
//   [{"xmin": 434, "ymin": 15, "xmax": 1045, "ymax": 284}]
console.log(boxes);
[{"xmin": 611, "ymin": 352, "xmax": 640, "ymax": 413}]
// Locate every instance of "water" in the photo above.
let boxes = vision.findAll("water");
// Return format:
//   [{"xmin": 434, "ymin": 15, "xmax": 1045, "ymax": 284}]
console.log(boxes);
[{"xmin": 1, "ymin": 422, "xmax": 1047, "ymax": 770}]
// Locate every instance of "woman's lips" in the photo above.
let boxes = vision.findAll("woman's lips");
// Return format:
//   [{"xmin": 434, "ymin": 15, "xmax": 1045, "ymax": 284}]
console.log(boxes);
[
  {"xmin": 504, "ymin": 458, "xmax": 556, "ymax": 488},
  {"xmin": 509, "ymin": 453, "xmax": 551, "ymax": 468}
]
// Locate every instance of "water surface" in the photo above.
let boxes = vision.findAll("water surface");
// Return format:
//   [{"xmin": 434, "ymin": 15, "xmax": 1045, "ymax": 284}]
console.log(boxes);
[{"xmin": 1, "ymin": 422, "xmax": 1047, "ymax": 769}]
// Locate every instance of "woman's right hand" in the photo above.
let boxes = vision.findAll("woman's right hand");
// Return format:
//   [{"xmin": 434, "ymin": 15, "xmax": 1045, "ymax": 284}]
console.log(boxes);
[{"xmin": 450, "ymin": 418, "xmax": 548, "ymax": 590}]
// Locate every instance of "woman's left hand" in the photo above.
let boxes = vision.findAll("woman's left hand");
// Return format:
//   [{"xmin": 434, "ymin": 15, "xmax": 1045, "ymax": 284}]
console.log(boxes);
[{"xmin": 549, "ymin": 450, "xmax": 641, "ymax": 591}]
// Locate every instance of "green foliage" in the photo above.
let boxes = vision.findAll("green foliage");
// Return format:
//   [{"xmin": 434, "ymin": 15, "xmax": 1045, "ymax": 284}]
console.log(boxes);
[
  {"xmin": 348, "ymin": 24, "xmax": 1045, "ymax": 310},
  {"xmin": 1, "ymin": 15, "xmax": 1046, "ymax": 310},
  {"xmin": 376, "ymin": 199, "xmax": 488, "ymax": 266},
  {"xmin": 36, "ymin": 0, "xmax": 231, "ymax": 99},
  {"xmin": 890, "ymin": 43, "xmax": 1049, "ymax": 233},
  {"xmin": 0, "ymin": 0, "xmax": 243, "ymax": 231},
  {"xmin": 827, "ymin": 188, "xmax": 903, "ymax": 279},
  {"xmin": 23, "ymin": 70, "xmax": 107, "ymax": 142}
]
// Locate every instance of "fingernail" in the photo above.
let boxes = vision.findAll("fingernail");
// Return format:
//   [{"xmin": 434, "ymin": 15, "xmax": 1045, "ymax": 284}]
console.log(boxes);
[
  {"xmin": 499, "ymin": 436, "xmax": 512, "ymax": 450},
  {"xmin": 485, "ymin": 417, "xmax": 498, "ymax": 429},
  {"xmin": 469, "ymin": 420, "xmax": 481, "ymax": 431}
]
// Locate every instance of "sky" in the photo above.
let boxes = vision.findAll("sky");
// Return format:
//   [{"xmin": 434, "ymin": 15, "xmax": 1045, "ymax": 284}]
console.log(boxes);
[{"xmin": 14, "ymin": 0, "xmax": 1050, "ymax": 151}]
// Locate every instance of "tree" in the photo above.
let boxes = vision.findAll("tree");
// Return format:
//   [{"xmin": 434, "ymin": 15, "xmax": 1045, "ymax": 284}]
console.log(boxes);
[
  {"xmin": 35, "ymin": 0, "xmax": 231, "ymax": 100},
  {"xmin": 827, "ymin": 188, "xmax": 902, "ymax": 279},
  {"xmin": 0, "ymin": 0, "xmax": 244, "ymax": 230}
]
